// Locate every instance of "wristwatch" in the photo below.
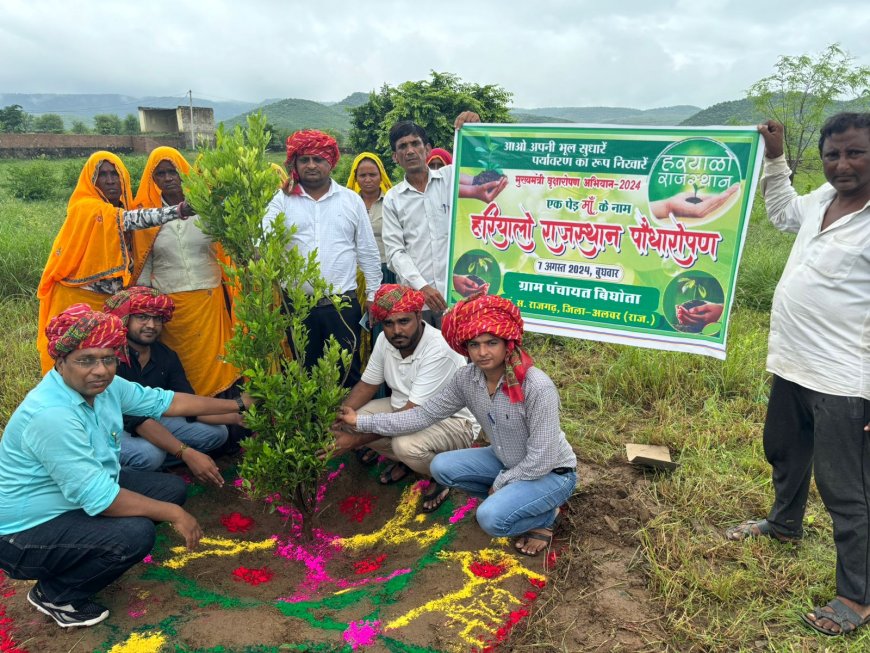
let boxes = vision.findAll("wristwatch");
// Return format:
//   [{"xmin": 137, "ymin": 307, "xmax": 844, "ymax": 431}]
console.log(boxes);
[{"xmin": 234, "ymin": 395, "xmax": 246, "ymax": 413}]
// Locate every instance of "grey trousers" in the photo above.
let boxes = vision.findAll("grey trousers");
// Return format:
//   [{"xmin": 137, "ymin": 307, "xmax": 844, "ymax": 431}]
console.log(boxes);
[{"xmin": 764, "ymin": 375, "xmax": 870, "ymax": 602}]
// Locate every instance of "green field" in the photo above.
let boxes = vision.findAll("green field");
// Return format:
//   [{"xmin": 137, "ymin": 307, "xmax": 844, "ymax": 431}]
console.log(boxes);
[{"xmin": 0, "ymin": 155, "xmax": 865, "ymax": 651}]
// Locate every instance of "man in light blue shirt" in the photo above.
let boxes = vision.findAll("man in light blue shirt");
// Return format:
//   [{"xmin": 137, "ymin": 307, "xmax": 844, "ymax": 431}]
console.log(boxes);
[{"xmin": 0, "ymin": 304, "xmax": 251, "ymax": 628}]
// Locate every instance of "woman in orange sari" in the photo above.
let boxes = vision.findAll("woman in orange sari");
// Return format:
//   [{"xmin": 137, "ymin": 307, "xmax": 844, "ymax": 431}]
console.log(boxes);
[
  {"xmin": 131, "ymin": 147, "xmax": 238, "ymax": 397},
  {"xmin": 37, "ymin": 151, "xmax": 193, "ymax": 373}
]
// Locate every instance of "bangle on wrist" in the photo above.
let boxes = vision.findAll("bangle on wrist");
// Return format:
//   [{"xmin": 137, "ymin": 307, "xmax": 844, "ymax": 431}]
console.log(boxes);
[
  {"xmin": 175, "ymin": 443, "xmax": 189, "ymax": 458},
  {"xmin": 234, "ymin": 395, "xmax": 246, "ymax": 413}
]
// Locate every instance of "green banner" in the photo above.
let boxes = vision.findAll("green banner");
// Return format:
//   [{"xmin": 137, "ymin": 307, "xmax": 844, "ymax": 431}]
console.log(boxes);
[{"xmin": 447, "ymin": 124, "xmax": 764, "ymax": 359}]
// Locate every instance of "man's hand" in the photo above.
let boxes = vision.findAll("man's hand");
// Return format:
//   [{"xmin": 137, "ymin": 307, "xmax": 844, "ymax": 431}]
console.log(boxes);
[
  {"xmin": 758, "ymin": 120, "xmax": 785, "ymax": 159},
  {"xmin": 328, "ymin": 428, "xmax": 364, "ymax": 459},
  {"xmin": 420, "ymin": 285, "xmax": 447, "ymax": 312},
  {"xmin": 240, "ymin": 392, "xmax": 254, "ymax": 410},
  {"xmin": 453, "ymin": 275, "xmax": 488, "ymax": 297},
  {"xmin": 336, "ymin": 406, "xmax": 359, "ymax": 428},
  {"xmin": 454, "ymin": 111, "xmax": 481, "ymax": 130},
  {"xmin": 171, "ymin": 509, "xmax": 203, "ymax": 549},
  {"xmin": 650, "ymin": 184, "xmax": 739, "ymax": 220},
  {"xmin": 182, "ymin": 448, "xmax": 224, "ymax": 488}
]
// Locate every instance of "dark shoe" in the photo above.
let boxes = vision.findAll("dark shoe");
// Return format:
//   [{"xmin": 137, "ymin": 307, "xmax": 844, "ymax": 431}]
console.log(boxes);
[
  {"xmin": 420, "ymin": 482, "xmax": 450, "ymax": 513},
  {"xmin": 27, "ymin": 584, "xmax": 109, "ymax": 628},
  {"xmin": 725, "ymin": 518, "xmax": 800, "ymax": 543}
]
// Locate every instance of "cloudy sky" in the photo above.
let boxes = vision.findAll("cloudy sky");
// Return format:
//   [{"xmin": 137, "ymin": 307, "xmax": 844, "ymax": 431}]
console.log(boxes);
[{"xmin": 3, "ymin": 0, "xmax": 868, "ymax": 110}]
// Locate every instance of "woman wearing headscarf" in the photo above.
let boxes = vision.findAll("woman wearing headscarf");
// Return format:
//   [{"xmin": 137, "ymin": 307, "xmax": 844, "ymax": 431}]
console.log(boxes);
[
  {"xmin": 37, "ymin": 151, "xmax": 194, "ymax": 374},
  {"xmin": 337, "ymin": 293, "xmax": 576, "ymax": 556},
  {"xmin": 131, "ymin": 146, "xmax": 238, "ymax": 397},
  {"xmin": 426, "ymin": 147, "xmax": 453, "ymax": 170}
]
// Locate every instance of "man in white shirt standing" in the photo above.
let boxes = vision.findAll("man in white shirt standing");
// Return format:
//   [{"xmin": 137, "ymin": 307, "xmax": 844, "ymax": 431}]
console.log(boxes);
[
  {"xmin": 382, "ymin": 114, "xmax": 507, "ymax": 326},
  {"xmin": 264, "ymin": 130, "xmax": 382, "ymax": 387},
  {"xmin": 329, "ymin": 284, "xmax": 476, "ymax": 512},
  {"xmin": 726, "ymin": 113, "xmax": 870, "ymax": 636}
]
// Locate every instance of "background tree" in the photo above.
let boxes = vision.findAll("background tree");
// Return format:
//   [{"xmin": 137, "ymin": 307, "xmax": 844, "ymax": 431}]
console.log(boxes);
[
  {"xmin": 70, "ymin": 119, "xmax": 90, "ymax": 134},
  {"xmin": 122, "ymin": 114, "xmax": 140, "ymax": 134},
  {"xmin": 349, "ymin": 72, "xmax": 513, "ymax": 174},
  {"xmin": 93, "ymin": 113, "xmax": 122, "ymax": 135},
  {"xmin": 0, "ymin": 105, "xmax": 29, "ymax": 133},
  {"xmin": 186, "ymin": 114, "xmax": 348, "ymax": 536},
  {"xmin": 748, "ymin": 43, "xmax": 870, "ymax": 174},
  {"xmin": 32, "ymin": 113, "xmax": 65, "ymax": 134}
]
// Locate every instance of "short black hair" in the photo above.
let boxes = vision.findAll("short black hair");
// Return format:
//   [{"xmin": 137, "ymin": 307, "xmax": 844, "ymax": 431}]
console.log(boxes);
[
  {"xmin": 389, "ymin": 121, "xmax": 429, "ymax": 152},
  {"xmin": 818, "ymin": 112, "xmax": 870, "ymax": 153}
]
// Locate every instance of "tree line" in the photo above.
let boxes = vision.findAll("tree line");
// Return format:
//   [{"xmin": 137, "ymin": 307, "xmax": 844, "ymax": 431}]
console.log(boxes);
[{"xmin": 0, "ymin": 105, "xmax": 140, "ymax": 135}]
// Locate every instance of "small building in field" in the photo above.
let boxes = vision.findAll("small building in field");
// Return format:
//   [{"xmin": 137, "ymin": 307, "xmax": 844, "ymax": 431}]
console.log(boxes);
[{"xmin": 138, "ymin": 106, "xmax": 215, "ymax": 146}]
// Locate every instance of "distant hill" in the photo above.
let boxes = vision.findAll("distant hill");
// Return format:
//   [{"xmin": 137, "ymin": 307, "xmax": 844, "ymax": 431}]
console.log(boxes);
[
  {"xmin": 0, "ymin": 93, "xmax": 262, "ymax": 127},
  {"xmin": 510, "ymin": 111, "xmax": 572, "ymax": 124},
  {"xmin": 681, "ymin": 96, "xmax": 870, "ymax": 126},
  {"xmin": 513, "ymin": 105, "xmax": 701, "ymax": 126},
  {"xmin": 329, "ymin": 92, "xmax": 370, "ymax": 110},
  {"xmin": 222, "ymin": 97, "xmax": 353, "ymax": 134}
]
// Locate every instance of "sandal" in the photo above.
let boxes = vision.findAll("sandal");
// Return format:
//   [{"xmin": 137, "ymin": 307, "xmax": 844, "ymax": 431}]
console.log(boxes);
[
  {"xmin": 801, "ymin": 598, "xmax": 870, "ymax": 636},
  {"xmin": 725, "ymin": 518, "xmax": 800, "ymax": 543},
  {"xmin": 420, "ymin": 483, "xmax": 450, "ymax": 513},
  {"xmin": 354, "ymin": 446, "xmax": 379, "ymax": 467},
  {"xmin": 514, "ymin": 528, "xmax": 553, "ymax": 557},
  {"xmin": 379, "ymin": 462, "xmax": 412, "ymax": 485}
]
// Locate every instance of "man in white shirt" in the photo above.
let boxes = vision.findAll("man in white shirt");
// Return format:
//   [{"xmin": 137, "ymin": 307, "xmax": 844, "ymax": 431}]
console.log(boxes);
[
  {"xmin": 382, "ymin": 114, "xmax": 507, "ymax": 326},
  {"xmin": 329, "ymin": 284, "xmax": 476, "ymax": 512},
  {"xmin": 263, "ymin": 130, "xmax": 382, "ymax": 387},
  {"xmin": 726, "ymin": 113, "xmax": 870, "ymax": 636}
]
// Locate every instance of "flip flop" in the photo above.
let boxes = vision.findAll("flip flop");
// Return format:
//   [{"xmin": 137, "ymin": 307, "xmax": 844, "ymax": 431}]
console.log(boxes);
[
  {"xmin": 379, "ymin": 462, "xmax": 412, "ymax": 485},
  {"xmin": 514, "ymin": 529, "xmax": 553, "ymax": 557},
  {"xmin": 801, "ymin": 598, "xmax": 870, "ymax": 636},
  {"xmin": 354, "ymin": 446, "xmax": 379, "ymax": 467},
  {"xmin": 420, "ymin": 483, "xmax": 450, "ymax": 513}
]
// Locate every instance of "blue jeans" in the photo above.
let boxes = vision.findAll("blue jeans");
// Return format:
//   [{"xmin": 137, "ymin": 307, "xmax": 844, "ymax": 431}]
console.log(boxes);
[
  {"xmin": 0, "ymin": 470, "xmax": 186, "ymax": 603},
  {"xmin": 431, "ymin": 447, "xmax": 577, "ymax": 537},
  {"xmin": 120, "ymin": 416, "xmax": 228, "ymax": 471}
]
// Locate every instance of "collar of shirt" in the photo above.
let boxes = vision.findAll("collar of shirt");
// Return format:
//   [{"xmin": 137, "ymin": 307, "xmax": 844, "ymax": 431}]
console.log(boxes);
[
  {"xmin": 297, "ymin": 179, "xmax": 339, "ymax": 201},
  {"xmin": 46, "ymin": 368, "xmax": 92, "ymax": 409},
  {"xmin": 470, "ymin": 363, "xmax": 505, "ymax": 393},
  {"xmin": 394, "ymin": 165, "xmax": 451, "ymax": 195},
  {"xmin": 384, "ymin": 322, "xmax": 435, "ymax": 363}
]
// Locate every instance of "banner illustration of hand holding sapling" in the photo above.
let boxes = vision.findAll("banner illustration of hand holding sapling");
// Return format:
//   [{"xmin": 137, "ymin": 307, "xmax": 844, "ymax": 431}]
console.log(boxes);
[{"xmin": 447, "ymin": 124, "xmax": 764, "ymax": 359}]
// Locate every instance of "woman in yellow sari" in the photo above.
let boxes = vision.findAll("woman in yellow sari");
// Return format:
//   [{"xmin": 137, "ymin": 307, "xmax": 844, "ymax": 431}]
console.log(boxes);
[
  {"xmin": 131, "ymin": 146, "xmax": 238, "ymax": 397},
  {"xmin": 37, "ymin": 151, "xmax": 192, "ymax": 373},
  {"xmin": 346, "ymin": 152, "xmax": 394, "ymax": 286}
]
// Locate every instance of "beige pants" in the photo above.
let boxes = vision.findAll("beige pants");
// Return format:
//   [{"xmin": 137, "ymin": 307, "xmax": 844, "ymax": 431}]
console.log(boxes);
[{"xmin": 359, "ymin": 398, "xmax": 474, "ymax": 476}]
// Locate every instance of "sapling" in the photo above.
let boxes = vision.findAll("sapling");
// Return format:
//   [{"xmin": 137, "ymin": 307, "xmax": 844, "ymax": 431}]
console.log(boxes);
[{"xmin": 185, "ymin": 113, "xmax": 350, "ymax": 536}]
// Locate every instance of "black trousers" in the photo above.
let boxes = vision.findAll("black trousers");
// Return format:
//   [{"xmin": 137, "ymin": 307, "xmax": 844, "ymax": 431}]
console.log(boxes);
[
  {"xmin": 764, "ymin": 375, "xmax": 870, "ymax": 602},
  {"xmin": 286, "ymin": 294, "xmax": 362, "ymax": 389}
]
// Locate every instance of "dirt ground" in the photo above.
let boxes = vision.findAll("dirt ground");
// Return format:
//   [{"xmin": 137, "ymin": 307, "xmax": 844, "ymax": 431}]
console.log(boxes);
[{"xmin": 0, "ymin": 455, "xmax": 665, "ymax": 652}]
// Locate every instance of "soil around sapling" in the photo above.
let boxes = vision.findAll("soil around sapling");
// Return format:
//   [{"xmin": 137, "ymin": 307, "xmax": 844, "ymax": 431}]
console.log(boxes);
[{"xmin": 472, "ymin": 170, "xmax": 504, "ymax": 185}]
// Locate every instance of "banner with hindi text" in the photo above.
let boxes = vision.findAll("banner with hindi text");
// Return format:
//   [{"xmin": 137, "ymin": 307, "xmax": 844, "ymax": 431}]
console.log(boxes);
[{"xmin": 447, "ymin": 123, "xmax": 764, "ymax": 359}]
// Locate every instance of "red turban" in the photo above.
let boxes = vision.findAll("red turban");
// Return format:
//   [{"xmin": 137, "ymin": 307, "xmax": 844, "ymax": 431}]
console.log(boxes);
[
  {"xmin": 103, "ymin": 286, "xmax": 175, "ymax": 324},
  {"xmin": 442, "ymin": 293, "xmax": 534, "ymax": 403},
  {"xmin": 369, "ymin": 284, "xmax": 425, "ymax": 324},
  {"xmin": 46, "ymin": 304, "xmax": 128, "ymax": 361},
  {"xmin": 426, "ymin": 148, "xmax": 453, "ymax": 166},
  {"xmin": 282, "ymin": 130, "xmax": 341, "ymax": 195}
]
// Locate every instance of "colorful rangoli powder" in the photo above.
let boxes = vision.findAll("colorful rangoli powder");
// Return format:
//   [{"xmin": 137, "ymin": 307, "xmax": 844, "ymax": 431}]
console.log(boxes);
[
  {"xmin": 469, "ymin": 561, "xmax": 506, "ymax": 579},
  {"xmin": 0, "ymin": 572, "xmax": 26, "ymax": 653},
  {"xmin": 232, "ymin": 566, "xmax": 274, "ymax": 586},
  {"xmin": 339, "ymin": 495, "xmax": 376, "ymax": 523},
  {"xmin": 448, "ymin": 497, "xmax": 479, "ymax": 524},
  {"xmin": 221, "ymin": 512, "xmax": 255, "ymax": 533},
  {"xmin": 106, "ymin": 631, "xmax": 167, "ymax": 653},
  {"xmin": 353, "ymin": 554, "xmax": 387, "ymax": 575},
  {"xmin": 343, "ymin": 619, "xmax": 380, "ymax": 649}
]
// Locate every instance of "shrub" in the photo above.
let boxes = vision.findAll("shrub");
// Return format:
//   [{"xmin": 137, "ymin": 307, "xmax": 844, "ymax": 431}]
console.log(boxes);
[{"xmin": 5, "ymin": 163, "xmax": 57, "ymax": 201}]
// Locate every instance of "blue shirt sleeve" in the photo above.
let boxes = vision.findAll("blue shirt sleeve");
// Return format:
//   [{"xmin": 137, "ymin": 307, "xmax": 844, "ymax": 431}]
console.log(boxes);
[{"xmin": 113, "ymin": 376, "xmax": 175, "ymax": 418}]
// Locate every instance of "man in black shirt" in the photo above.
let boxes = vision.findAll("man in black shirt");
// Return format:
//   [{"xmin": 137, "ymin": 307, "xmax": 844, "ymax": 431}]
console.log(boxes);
[{"xmin": 104, "ymin": 288, "xmax": 243, "ymax": 487}]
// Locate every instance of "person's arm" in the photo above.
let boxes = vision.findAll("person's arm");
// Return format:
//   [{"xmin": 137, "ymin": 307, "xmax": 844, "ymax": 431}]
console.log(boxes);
[
  {"xmin": 163, "ymin": 392, "xmax": 250, "ymax": 418},
  {"xmin": 352, "ymin": 196, "xmax": 382, "ymax": 303},
  {"xmin": 757, "ymin": 121, "xmax": 805, "ymax": 233},
  {"xmin": 102, "ymin": 488, "xmax": 202, "ymax": 548},
  {"xmin": 406, "ymin": 351, "xmax": 466, "ymax": 407},
  {"xmin": 343, "ymin": 381, "xmax": 380, "ymax": 411},
  {"xmin": 491, "ymin": 374, "xmax": 566, "ymax": 492},
  {"xmin": 134, "ymin": 418, "xmax": 224, "ymax": 487},
  {"xmin": 122, "ymin": 202, "xmax": 193, "ymax": 231}
]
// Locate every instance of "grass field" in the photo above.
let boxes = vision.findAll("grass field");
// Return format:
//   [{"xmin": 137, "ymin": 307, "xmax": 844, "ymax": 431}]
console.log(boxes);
[{"xmin": 0, "ymin": 155, "xmax": 864, "ymax": 651}]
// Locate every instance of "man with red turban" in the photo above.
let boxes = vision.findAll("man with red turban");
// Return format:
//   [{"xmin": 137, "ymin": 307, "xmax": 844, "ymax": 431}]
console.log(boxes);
[
  {"xmin": 0, "ymin": 305, "xmax": 253, "ymax": 627},
  {"xmin": 264, "ymin": 129, "xmax": 381, "ymax": 387},
  {"xmin": 104, "ymin": 287, "xmax": 239, "ymax": 487},
  {"xmin": 337, "ymin": 294, "xmax": 576, "ymax": 555},
  {"xmin": 329, "ymin": 284, "xmax": 476, "ymax": 512}
]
